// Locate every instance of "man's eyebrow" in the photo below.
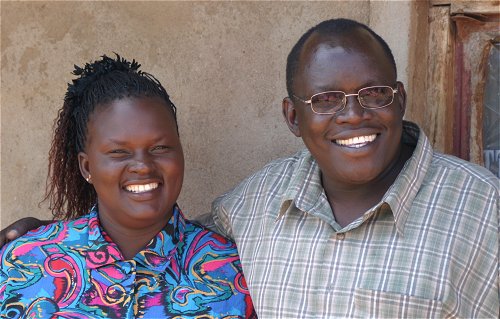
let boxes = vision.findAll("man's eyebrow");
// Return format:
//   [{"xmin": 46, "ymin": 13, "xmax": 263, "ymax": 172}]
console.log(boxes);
[{"xmin": 314, "ymin": 80, "xmax": 387, "ymax": 93}]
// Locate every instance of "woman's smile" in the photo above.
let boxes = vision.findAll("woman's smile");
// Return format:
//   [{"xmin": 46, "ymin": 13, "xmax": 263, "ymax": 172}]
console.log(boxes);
[{"xmin": 124, "ymin": 182, "xmax": 160, "ymax": 194}]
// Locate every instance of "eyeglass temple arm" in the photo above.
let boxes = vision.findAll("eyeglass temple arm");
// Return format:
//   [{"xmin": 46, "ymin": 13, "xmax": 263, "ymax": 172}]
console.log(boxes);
[{"xmin": 291, "ymin": 94, "xmax": 312, "ymax": 104}]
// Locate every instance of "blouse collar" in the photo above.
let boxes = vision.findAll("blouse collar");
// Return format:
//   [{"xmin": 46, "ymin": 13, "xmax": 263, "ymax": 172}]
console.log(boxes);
[{"xmin": 85, "ymin": 204, "xmax": 186, "ymax": 273}]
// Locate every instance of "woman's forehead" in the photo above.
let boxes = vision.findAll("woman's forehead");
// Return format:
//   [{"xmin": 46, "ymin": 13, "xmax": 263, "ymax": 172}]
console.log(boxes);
[{"xmin": 85, "ymin": 97, "xmax": 178, "ymax": 143}]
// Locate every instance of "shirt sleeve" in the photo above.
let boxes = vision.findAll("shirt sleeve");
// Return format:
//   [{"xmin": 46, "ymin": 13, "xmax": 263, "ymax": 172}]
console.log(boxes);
[
  {"xmin": 0, "ymin": 247, "xmax": 9, "ymax": 305},
  {"xmin": 192, "ymin": 212, "xmax": 218, "ymax": 231},
  {"xmin": 211, "ymin": 196, "xmax": 235, "ymax": 240},
  {"xmin": 0, "ymin": 270, "xmax": 6, "ymax": 305}
]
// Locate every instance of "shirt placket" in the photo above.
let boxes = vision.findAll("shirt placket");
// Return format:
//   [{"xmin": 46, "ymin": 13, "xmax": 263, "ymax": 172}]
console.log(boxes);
[{"xmin": 87, "ymin": 260, "xmax": 138, "ymax": 317}]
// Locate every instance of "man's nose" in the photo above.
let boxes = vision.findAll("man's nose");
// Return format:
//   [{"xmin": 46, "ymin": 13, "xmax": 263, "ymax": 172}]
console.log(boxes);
[{"xmin": 335, "ymin": 93, "xmax": 367, "ymax": 123}]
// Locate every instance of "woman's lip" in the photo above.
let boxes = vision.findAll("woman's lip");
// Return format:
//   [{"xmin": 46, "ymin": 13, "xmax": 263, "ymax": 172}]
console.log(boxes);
[{"xmin": 123, "ymin": 182, "xmax": 161, "ymax": 194}]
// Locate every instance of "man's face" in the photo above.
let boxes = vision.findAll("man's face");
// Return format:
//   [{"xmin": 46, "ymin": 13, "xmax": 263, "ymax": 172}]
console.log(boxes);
[{"xmin": 283, "ymin": 30, "xmax": 406, "ymax": 189}]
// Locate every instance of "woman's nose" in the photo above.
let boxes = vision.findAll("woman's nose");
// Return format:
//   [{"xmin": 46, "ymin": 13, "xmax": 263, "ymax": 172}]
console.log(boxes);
[{"xmin": 127, "ymin": 154, "xmax": 153, "ymax": 174}]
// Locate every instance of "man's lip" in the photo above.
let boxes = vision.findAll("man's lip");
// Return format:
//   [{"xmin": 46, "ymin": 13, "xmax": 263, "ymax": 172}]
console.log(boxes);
[
  {"xmin": 328, "ymin": 128, "xmax": 380, "ymax": 149},
  {"xmin": 331, "ymin": 130, "xmax": 380, "ymax": 141},
  {"xmin": 334, "ymin": 134, "xmax": 377, "ymax": 145}
]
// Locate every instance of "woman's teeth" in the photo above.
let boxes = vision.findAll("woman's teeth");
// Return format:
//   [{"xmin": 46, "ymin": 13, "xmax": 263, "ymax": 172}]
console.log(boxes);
[
  {"xmin": 125, "ymin": 183, "xmax": 159, "ymax": 193},
  {"xmin": 335, "ymin": 134, "xmax": 377, "ymax": 148}
]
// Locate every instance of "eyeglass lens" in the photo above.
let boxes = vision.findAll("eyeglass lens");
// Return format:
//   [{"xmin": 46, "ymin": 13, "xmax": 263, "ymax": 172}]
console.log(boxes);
[{"xmin": 311, "ymin": 86, "xmax": 394, "ymax": 114}]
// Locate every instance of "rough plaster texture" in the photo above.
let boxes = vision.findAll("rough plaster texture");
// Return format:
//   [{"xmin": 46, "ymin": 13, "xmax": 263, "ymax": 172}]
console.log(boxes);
[{"xmin": 1, "ymin": 1, "xmax": 413, "ymax": 227}]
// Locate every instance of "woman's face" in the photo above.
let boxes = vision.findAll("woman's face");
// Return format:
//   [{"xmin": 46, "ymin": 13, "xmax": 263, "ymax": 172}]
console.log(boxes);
[{"xmin": 78, "ymin": 96, "xmax": 184, "ymax": 232}]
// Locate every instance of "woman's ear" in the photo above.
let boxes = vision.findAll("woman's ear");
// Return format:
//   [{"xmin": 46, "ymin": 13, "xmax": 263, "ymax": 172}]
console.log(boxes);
[
  {"xmin": 282, "ymin": 97, "xmax": 301, "ymax": 137},
  {"xmin": 78, "ymin": 152, "xmax": 91, "ymax": 183}
]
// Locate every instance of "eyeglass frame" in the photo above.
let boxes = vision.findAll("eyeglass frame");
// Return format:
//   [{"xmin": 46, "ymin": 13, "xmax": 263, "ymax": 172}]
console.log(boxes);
[{"xmin": 292, "ymin": 85, "xmax": 399, "ymax": 115}]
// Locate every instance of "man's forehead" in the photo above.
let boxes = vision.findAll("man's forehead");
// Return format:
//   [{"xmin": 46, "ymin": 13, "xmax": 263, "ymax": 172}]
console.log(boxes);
[
  {"xmin": 299, "ymin": 29, "xmax": 392, "ymax": 70},
  {"xmin": 316, "ymin": 44, "xmax": 348, "ymax": 55},
  {"xmin": 305, "ymin": 29, "xmax": 376, "ymax": 53},
  {"xmin": 293, "ymin": 31, "xmax": 396, "ymax": 88}
]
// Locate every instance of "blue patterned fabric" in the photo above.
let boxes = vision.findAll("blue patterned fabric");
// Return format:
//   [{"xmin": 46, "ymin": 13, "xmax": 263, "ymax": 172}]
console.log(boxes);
[{"xmin": 0, "ymin": 205, "xmax": 255, "ymax": 318}]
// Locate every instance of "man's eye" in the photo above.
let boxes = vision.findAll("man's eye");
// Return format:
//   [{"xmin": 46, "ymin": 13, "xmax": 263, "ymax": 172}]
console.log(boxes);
[{"xmin": 151, "ymin": 145, "xmax": 169, "ymax": 153}]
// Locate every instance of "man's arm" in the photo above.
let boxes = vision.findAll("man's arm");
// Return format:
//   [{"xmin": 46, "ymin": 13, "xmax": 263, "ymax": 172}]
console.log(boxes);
[
  {"xmin": 193, "ymin": 212, "xmax": 217, "ymax": 230},
  {"xmin": 0, "ymin": 218, "xmax": 50, "ymax": 247},
  {"xmin": 210, "ymin": 197, "xmax": 234, "ymax": 240}
]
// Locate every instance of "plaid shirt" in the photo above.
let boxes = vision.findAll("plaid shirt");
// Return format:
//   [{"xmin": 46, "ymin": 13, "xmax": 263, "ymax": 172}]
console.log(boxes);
[{"xmin": 211, "ymin": 121, "xmax": 499, "ymax": 318}]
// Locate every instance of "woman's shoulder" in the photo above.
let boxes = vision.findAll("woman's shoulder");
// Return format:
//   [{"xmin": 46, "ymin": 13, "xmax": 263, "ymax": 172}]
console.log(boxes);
[
  {"xmin": 179, "ymin": 219, "xmax": 249, "ymax": 292},
  {"xmin": 169, "ymin": 219, "xmax": 253, "ymax": 318},
  {"xmin": 183, "ymin": 218, "xmax": 239, "ymax": 253},
  {"xmin": 0, "ymin": 214, "xmax": 92, "ymax": 262}
]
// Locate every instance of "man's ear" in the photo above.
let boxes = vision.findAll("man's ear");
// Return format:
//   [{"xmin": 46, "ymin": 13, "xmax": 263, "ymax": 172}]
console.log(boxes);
[
  {"xmin": 78, "ymin": 152, "xmax": 91, "ymax": 182},
  {"xmin": 396, "ymin": 81, "xmax": 407, "ymax": 117},
  {"xmin": 282, "ymin": 97, "xmax": 301, "ymax": 137}
]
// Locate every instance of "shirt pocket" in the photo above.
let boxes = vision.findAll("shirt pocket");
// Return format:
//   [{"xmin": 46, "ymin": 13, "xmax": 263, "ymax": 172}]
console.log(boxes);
[{"xmin": 354, "ymin": 287, "xmax": 444, "ymax": 318}]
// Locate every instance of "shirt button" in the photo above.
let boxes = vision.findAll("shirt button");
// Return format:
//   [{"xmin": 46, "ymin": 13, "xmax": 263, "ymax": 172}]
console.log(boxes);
[{"xmin": 336, "ymin": 233, "xmax": 345, "ymax": 240}]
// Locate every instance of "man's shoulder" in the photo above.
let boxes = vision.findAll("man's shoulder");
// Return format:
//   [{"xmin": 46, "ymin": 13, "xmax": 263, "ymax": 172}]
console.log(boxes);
[
  {"xmin": 210, "ymin": 149, "xmax": 311, "ymax": 238},
  {"xmin": 431, "ymin": 152, "xmax": 499, "ymax": 191},
  {"xmin": 243, "ymin": 149, "xmax": 308, "ymax": 177},
  {"xmin": 220, "ymin": 149, "xmax": 310, "ymax": 199},
  {"xmin": 404, "ymin": 121, "xmax": 498, "ymax": 190}
]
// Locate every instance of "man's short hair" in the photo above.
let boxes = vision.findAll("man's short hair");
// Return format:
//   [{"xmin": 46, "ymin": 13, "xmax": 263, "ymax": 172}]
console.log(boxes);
[{"xmin": 285, "ymin": 18, "xmax": 397, "ymax": 98}]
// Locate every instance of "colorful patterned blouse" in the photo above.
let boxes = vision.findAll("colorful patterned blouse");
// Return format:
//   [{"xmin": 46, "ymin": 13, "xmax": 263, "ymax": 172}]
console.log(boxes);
[{"xmin": 0, "ymin": 205, "xmax": 255, "ymax": 318}]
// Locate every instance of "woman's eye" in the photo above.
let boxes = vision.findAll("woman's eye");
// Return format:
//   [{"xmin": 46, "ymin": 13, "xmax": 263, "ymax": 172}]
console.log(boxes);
[{"xmin": 109, "ymin": 149, "xmax": 129, "ymax": 157}]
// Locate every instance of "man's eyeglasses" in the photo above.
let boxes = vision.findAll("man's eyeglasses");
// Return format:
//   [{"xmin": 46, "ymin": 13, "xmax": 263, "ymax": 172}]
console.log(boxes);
[{"xmin": 292, "ymin": 85, "xmax": 398, "ymax": 115}]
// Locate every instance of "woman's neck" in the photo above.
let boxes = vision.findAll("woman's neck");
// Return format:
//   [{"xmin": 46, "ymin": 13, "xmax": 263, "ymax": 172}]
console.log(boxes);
[{"xmin": 98, "ymin": 214, "xmax": 171, "ymax": 260}]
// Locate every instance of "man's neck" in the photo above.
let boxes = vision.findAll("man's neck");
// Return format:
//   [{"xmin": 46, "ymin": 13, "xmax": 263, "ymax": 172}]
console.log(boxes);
[
  {"xmin": 324, "ymin": 180, "xmax": 392, "ymax": 227},
  {"xmin": 322, "ymin": 143, "xmax": 413, "ymax": 228}
]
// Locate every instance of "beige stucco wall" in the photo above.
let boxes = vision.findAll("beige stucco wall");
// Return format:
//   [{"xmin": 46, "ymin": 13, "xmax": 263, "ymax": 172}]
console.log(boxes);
[{"xmin": 1, "ymin": 1, "xmax": 413, "ymax": 227}]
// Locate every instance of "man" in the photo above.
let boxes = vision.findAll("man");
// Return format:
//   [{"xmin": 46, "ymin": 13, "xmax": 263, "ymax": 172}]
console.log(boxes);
[
  {"xmin": 2, "ymin": 19, "xmax": 499, "ymax": 318},
  {"xmin": 210, "ymin": 19, "xmax": 499, "ymax": 318}
]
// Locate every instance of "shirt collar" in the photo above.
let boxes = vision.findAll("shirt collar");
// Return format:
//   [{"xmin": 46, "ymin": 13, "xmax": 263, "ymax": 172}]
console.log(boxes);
[
  {"xmin": 383, "ymin": 121, "xmax": 432, "ymax": 235},
  {"xmin": 277, "ymin": 121, "xmax": 432, "ymax": 235},
  {"xmin": 278, "ymin": 150, "xmax": 316, "ymax": 217},
  {"xmin": 277, "ymin": 150, "xmax": 337, "ymax": 227},
  {"xmin": 85, "ymin": 205, "xmax": 186, "ymax": 272}
]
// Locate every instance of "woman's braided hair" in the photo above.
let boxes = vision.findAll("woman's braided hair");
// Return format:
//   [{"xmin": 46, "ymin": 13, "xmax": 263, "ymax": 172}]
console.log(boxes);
[{"xmin": 43, "ymin": 54, "xmax": 177, "ymax": 220}]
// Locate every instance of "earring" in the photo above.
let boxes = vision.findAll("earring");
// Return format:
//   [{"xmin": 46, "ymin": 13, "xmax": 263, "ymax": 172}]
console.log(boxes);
[{"xmin": 85, "ymin": 175, "xmax": 92, "ymax": 183}]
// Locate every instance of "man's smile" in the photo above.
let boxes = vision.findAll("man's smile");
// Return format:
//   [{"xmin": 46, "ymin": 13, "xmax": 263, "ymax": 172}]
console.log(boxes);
[{"xmin": 334, "ymin": 134, "xmax": 377, "ymax": 148}]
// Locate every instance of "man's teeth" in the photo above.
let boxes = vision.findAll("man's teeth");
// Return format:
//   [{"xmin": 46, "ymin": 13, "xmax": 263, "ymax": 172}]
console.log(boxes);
[
  {"xmin": 125, "ymin": 183, "xmax": 159, "ymax": 193},
  {"xmin": 335, "ymin": 134, "xmax": 377, "ymax": 148}
]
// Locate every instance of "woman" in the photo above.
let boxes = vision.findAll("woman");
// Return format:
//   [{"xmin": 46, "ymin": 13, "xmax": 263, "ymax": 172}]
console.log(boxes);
[{"xmin": 0, "ymin": 55, "xmax": 255, "ymax": 318}]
